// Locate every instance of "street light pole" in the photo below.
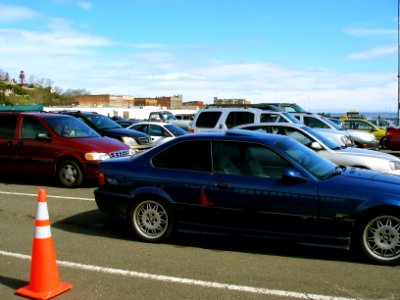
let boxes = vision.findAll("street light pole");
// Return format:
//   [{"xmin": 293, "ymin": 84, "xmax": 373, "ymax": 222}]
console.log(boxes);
[{"xmin": 397, "ymin": 0, "xmax": 400, "ymax": 125}]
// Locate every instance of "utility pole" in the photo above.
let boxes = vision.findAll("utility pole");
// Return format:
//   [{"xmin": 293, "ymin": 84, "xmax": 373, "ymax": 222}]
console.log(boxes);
[{"xmin": 397, "ymin": 0, "xmax": 400, "ymax": 125}]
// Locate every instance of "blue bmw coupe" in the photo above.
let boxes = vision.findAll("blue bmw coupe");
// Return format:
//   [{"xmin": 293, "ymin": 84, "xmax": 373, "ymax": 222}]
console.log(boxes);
[{"xmin": 94, "ymin": 130, "xmax": 400, "ymax": 265}]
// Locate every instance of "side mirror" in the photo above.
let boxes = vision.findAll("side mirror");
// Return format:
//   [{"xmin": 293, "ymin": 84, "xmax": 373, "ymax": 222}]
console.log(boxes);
[
  {"xmin": 36, "ymin": 133, "xmax": 52, "ymax": 141},
  {"xmin": 310, "ymin": 141, "xmax": 323, "ymax": 150},
  {"xmin": 282, "ymin": 168, "xmax": 307, "ymax": 182}
]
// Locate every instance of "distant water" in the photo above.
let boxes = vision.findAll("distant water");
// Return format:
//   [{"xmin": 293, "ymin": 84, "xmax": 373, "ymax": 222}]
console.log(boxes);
[{"xmin": 330, "ymin": 111, "xmax": 398, "ymax": 121}]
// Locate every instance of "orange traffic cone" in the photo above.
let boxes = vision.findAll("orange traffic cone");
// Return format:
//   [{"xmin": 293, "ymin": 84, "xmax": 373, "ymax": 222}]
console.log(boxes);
[{"xmin": 16, "ymin": 189, "xmax": 72, "ymax": 300}]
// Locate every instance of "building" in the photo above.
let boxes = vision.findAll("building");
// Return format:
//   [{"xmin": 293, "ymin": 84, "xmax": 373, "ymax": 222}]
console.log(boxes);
[
  {"xmin": 213, "ymin": 97, "xmax": 251, "ymax": 105},
  {"xmin": 75, "ymin": 94, "xmax": 185, "ymax": 109}
]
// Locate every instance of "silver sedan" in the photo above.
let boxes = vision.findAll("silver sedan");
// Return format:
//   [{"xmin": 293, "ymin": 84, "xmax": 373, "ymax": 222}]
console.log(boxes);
[
  {"xmin": 235, "ymin": 123, "xmax": 400, "ymax": 175},
  {"xmin": 127, "ymin": 121, "xmax": 188, "ymax": 146}
]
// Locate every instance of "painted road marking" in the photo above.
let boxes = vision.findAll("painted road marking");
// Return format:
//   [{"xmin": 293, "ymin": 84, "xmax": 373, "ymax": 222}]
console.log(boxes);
[
  {"xmin": 0, "ymin": 191, "xmax": 94, "ymax": 201},
  {"xmin": 0, "ymin": 250, "xmax": 358, "ymax": 300}
]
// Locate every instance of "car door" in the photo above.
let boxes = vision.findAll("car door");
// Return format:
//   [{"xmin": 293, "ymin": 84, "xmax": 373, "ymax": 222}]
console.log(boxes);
[
  {"xmin": 0, "ymin": 114, "xmax": 19, "ymax": 173},
  {"xmin": 13, "ymin": 116, "xmax": 57, "ymax": 175},
  {"xmin": 206, "ymin": 141, "xmax": 320, "ymax": 236}
]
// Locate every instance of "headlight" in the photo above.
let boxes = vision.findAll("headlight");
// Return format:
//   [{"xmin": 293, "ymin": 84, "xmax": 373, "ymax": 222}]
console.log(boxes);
[
  {"xmin": 341, "ymin": 135, "xmax": 353, "ymax": 146},
  {"xmin": 121, "ymin": 136, "xmax": 138, "ymax": 146},
  {"xmin": 389, "ymin": 161, "xmax": 400, "ymax": 170},
  {"xmin": 85, "ymin": 152, "xmax": 111, "ymax": 161}
]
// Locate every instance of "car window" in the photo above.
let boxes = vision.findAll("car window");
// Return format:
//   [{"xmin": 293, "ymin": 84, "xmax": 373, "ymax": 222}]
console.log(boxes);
[
  {"xmin": 260, "ymin": 113, "xmax": 280, "ymax": 123},
  {"xmin": 304, "ymin": 116, "xmax": 329, "ymax": 128},
  {"xmin": 0, "ymin": 115, "xmax": 18, "ymax": 138},
  {"xmin": 212, "ymin": 141, "xmax": 291, "ymax": 179},
  {"xmin": 152, "ymin": 140, "xmax": 212, "ymax": 172},
  {"xmin": 21, "ymin": 117, "xmax": 49, "ymax": 139},
  {"xmin": 44, "ymin": 116, "xmax": 100, "ymax": 138},
  {"xmin": 131, "ymin": 124, "xmax": 149, "ymax": 134},
  {"xmin": 355, "ymin": 121, "xmax": 373, "ymax": 130},
  {"xmin": 149, "ymin": 125, "xmax": 168, "ymax": 137},
  {"xmin": 272, "ymin": 127, "xmax": 314, "ymax": 146},
  {"xmin": 85, "ymin": 114, "xmax": 121, "ymax": 129},
  {"xmin": 195, "ymin": 111, "xmax": 222, "ymax": 128},
  {"xmin": 225, "ymin": 112, "xmax": 255, "ymax": 128}
]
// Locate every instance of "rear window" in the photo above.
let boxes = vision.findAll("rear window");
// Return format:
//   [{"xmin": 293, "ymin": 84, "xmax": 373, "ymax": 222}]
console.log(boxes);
[
  {"xmin": 195, "ymin": 111, "xmax": 222, "ymax": 128},
  {"xmin": 0, "ymin": 115, "xmax": 18, "ymax": 138}
]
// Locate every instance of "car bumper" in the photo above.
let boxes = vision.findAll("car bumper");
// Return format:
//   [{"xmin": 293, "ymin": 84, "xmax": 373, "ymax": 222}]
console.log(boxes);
[
  {"xmin": 354, "ymin": 140, "xmax": 380, "ymax": 150},
  {"xmin": 94, "ymin": 189, "xmax": 131, "ymax": 216}
]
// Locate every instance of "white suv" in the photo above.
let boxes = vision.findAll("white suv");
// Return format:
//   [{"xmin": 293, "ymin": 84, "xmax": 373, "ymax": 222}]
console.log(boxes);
[{"xmin": 189, "ymin": 107, "xmax": 301, "ymax": 133}]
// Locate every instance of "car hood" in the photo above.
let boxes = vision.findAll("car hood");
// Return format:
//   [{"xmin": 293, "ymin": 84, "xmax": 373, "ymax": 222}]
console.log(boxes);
[
  {"xmin": 67, "ymin": 136, "xmax": 129, "ymax": 152},
  {"xmin": 335, "ymin": 147, "xmax": 399, "ymax": 160},
  {"xmin": 328, "ymin": 167, "xmax": 400, "ymax": 195},
  {"xmin": 347, "ymin": 130, "xmax": 376, "ymax": 141}
]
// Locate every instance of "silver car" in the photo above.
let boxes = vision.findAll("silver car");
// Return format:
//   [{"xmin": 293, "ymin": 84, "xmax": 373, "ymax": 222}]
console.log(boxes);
[
  {"xmin": 235, "ymin": 123, "xmax": 400, "ymax": 175},
  {"xmin": 292, "ymin": 112, "xmax": 379, "ymax": 150}
]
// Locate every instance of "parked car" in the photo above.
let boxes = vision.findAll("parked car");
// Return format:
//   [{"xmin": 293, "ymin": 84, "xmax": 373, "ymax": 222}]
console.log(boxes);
[
  {"xmin": 384, "ymin": 126, "xmax": 400, "ymax": 150},
  {"xmin": 95, "ymin": 130, "xmax": 400, "ymax": 264},
  {"xmin": 0, "ymin": 111, "xmax": 132, "ymax": 187},
  {"xmin": 367, "ymin": 118, "xmax": 394, "ymax": 128},
  {"xmin": 109, "ymin": 116, "xmax": 139, "ymax": 128},
  {"xmin": 292, "ymin": 113, "xmax": 379, "ymax": 150},
  {"xmin": 127, "ymin": 121, "xmax": 188, "ymax": 146},
  {"xmin": 343, "ymin": 119, "xmax": 386, "ymax": 147},
  {"xmin": 57, "ymin": 111, "xmax": 152, "ymax": 153},
  {"xmin": 234, "ymin": 123, "xmax": 400, "ymax": 175},
  {"xmin": 189, "ymin": 107, "xmax": 301, "ymax": 133},
  {"xmin": 147, "ymin": 111, "xmax": 191, "ymax": 131}
]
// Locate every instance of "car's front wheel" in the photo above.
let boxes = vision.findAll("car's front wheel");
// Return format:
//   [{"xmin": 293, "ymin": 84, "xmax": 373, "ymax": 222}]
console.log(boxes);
[
  {"xmin": 56, "ymin": 159, "xmax": 83, "ymax": 188},
  {"xmin": 358, "ymin": 214, "xmax": 400, "ymax": 264},
  {"xmin": 130, "ymin": 199, "xmax": 173, "ymax": 242}
]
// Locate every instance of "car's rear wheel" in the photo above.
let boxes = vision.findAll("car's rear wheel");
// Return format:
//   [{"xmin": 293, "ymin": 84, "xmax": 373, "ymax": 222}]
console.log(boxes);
[
  {"xmin": 380, "ymin": 137, "xmax": 387, "ymax": 149},
  {"xmin": 357, "ymin": 214, "xmax": 400, "ymax": 264},
  {"xmin": 57, "ymin": 159, "xmax": 83, "ymax": 188},
  {"xmin": 130, "ymin": 199, "xmax": 173, "ymax": 242}
]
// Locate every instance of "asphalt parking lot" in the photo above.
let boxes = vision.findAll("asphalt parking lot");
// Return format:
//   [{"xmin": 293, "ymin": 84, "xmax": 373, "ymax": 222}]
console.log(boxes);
[{"xmin": 1, "ymin": 176, "xmax": 399, "ymax": 300}]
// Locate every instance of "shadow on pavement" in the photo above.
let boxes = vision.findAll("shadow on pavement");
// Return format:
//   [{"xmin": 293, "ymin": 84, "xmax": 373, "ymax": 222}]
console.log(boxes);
[{"xmin": 52, "ymin": 210, "xmax": 360, "ymax": 265}]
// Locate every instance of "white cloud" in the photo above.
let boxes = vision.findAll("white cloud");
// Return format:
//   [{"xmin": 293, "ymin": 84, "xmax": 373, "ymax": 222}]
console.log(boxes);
[
  {"xmin": 348, "ymin": 45, "xmax": 397, "ymax": 60},
  {"xmin": 0, "ymin": 4, "xmax": 38, "ymax": 22},
  {"xmin": 76, "ymin": 1, "xmax": 92, "ymax": 10},
  {"xmin": 344, "ymin": 27, "xmax": 397, "ymax": 39}
]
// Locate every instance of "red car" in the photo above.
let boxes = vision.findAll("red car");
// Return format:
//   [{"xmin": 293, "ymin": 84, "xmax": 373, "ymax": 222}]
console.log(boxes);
[
  {"xmin": 0, "ymin": 111, "xmax": 132, "ymax": 187},
  {"xmin": 384, "ymin": 126, "xmax": 400, "ymax": 150}
]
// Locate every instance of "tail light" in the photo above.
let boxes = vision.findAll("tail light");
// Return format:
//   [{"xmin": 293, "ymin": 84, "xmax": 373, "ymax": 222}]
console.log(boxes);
[
  {"xmin": 386, "ymin": 127, "xmax": 395, "ymax": 138},
  {"xmin": 98, "ymin": 172, "xmax": 105, "ymax": 187},
  {"xmin": 189, "ymin": 129, "xmax": 195, "ymax": 134}
]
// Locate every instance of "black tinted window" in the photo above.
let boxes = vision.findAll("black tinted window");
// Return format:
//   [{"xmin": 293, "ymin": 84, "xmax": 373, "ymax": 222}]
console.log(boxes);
[
  {"xmin": 0, "ymin": 115, "xmax": 17, "ymax": 138},
  {"xmin": 152, "ymin": 140, "xmax": 212, "ymax": 172},
  {"xmin": 195, "ymin": 112, "xmax": 222, "ymax": 128},
  {"xmin": 225, "ymin": 112, "xmax": 254, "ymax": 128},
  {"xmin": 21, "ymin": 117, "xmax": 49, "ymax": 139}
]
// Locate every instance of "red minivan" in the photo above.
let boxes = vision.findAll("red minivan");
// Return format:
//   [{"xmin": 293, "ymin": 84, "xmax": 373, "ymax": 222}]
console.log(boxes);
[{"xmin": 0, "ymin": 111, "xmax": 132, "ymax": 187}]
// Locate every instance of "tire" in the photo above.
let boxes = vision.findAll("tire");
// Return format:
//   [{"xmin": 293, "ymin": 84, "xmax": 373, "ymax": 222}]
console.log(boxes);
[
  {"xmin": 380, "ymin": 137, "xmax": 387, "ymax": 149},
  {"xmin": 57, "ymin": 159, "xmax": 83, "ymax": 188},
  {"xmin": 357, "ymin": 214, "xmax": 400, "ymax": 264},
  {"xmin": 130, "ymin": 199, "xmax": 173, "ymax": 242}
]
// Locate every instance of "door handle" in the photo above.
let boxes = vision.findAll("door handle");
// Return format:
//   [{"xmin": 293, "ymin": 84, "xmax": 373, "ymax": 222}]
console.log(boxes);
[
  {"xmin": 214, "ymin": 182, "xmax": 231, "ymax": 189},
  {"xmin": 16, "ymin": 142, "xmax": 23, "ymax": 149}
]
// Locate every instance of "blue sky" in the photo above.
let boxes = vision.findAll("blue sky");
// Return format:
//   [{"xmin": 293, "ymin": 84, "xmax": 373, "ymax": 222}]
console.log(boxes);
[{"xmin": 0, "ymin": 0, "xmax": 398, "ymax": 112}]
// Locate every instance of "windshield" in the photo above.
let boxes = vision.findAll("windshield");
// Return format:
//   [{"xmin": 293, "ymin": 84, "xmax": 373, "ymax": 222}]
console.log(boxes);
[
  {"xmin": 162, "ymin": 111, "xmax": 177, "ymax": 121},
  {"xmin": 275, "ymin": 138, "xmax": 337, "ymax": 180},
  {"xmin": 165, "ymin": 124, "xmax": 188, "ymax": 136},
  {"xmin": 45, "ymin": 116, "xmax": 100, "ymax": 138},
  {"xmin": 85, "ymin": 114, "xmax": 122, "ymax": 130},
  {"xmin": 301, "ymin": 126, "xmax": 344, "ymax": 150},
  {"xmin": 322, "ymin": 116, "xmax": 343, "ymax": 130}
]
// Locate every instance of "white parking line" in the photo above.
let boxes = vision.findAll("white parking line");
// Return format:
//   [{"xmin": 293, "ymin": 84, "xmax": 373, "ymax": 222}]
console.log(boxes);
[
  {"xmin": 0, "ymin": 250, "xmax": 358, "ymax": 300},
  {"xmin": 0, "ymin": 191, "xmax": 94, "ymax": 201}
]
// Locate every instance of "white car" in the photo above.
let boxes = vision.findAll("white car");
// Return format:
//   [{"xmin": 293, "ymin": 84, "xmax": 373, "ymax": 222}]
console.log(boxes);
[
  {"xmin": 127, "ymin": 121, "xmax": 188, "ymax": 146},
  {"xmin": 234, "ymin": 123, "xmax": 400, "ymax": 175}
]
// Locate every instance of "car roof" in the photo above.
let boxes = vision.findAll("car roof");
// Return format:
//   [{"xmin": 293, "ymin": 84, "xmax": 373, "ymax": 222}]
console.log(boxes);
[
  {"xmin": 0, "ymin": 111, "xmax": 75, "ymax": 119},
  {"xmin": 173, "ymin": 129, "xmax": 288, "ymax": 144},
  {"xmin": 130, "ymin": 121, "xmax": 172, "ymax": 126}
]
